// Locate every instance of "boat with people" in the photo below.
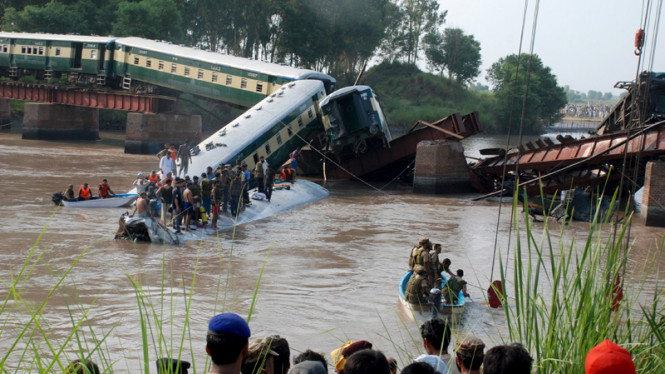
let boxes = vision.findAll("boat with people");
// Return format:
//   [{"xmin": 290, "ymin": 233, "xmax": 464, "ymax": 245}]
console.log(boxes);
[
  {"xmin": 52, "ymin": 192, "xmax": 139, "ymax": 208},
  {"xmin": 398, "ymin": 270, "xmax": 466, "ymax": 319}
]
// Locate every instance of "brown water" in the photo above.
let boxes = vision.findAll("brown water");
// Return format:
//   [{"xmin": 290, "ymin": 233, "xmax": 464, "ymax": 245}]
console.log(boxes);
[{"xmin": 1, "ymin": 131, "xmax": 663, "ymax": 372}]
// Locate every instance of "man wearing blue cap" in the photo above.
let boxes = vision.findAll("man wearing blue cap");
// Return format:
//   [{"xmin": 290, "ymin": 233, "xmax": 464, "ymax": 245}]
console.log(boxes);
[{"xmin": 206, "ymin": 313, "xmax": 251, "ymax": 374}]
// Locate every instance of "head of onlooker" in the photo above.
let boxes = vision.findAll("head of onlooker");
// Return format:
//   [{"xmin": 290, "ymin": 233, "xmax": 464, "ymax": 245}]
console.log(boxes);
[
  {"xmin": 343, "ymin": 350, "xmax": 390, "ymax": 374},
  {"xmin": 293, "ymin": 349, "xmax": 328, "ymax": 371},
  {"xmin": 482, "ymin": 343, "xmax": 532, "ymax": 374},
  {"xmin": 585, "ymin": 339, "xmax": 635, "ymax": 374},
  {"xmin": 387, "ymin": 357, "xmax": 398, "ymax": 374},
  {"xmin": 420, "ymin": 318, "xmax": 451, "ymax": 355},
  {"xmin": 64, "ymin": 359, "xmax": 100, "ymax": 374},
  {"xmin": 288, "ymin": 361, "xmax": 327, "ymax": 374},
  {"xmin": 401, "ymin": 362, "xmax": 436, "ymax": 374},
  {"xmin": 242, "ymin": 338, "xmax": 280, "ymax": 374},
  {"xmin": 266, "ymin": 335, "xmax": 290, "ymax": 374},
  {"xmin": 206, "ymin": 313, "xmax": 251, "ymax": 374},
  {"xmin": 455, "ymin": 336, "xmax": 484, "ymax": 374},
  {"xmin": 331, "ymin": 341, "xmax": 373, "ymax": 374},
  {"xmin": 155, "ymin": 358, "xmax": 191, "ymax": 374}
]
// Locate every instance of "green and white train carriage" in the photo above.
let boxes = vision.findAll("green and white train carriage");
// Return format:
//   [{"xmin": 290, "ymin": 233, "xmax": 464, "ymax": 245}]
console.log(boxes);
[
  {"xmin": 113, "ymin": 37, "xmax": 336, "ymax": 108},
  {"xmin": 0, "ymin": 32, "xmax": 114, "ymax": 82},
  {"xmin": 185, "ymin": 79, "xmax": 327, "ymax": 178}
]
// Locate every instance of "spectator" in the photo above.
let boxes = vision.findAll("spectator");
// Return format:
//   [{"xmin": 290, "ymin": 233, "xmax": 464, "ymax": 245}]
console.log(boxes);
[
  {"xmin": 414, "ymin": 318, "xmax": 451, "ymax": 374},
  {"xmin": 267, "ymin": 335, "xmax": 290, "ymax": 374},
  {"xmin": 585, "ymin": 339, "xmax": 635, "ymax": 374},
  {"xmin": 289, "ymin": 361, "xmax": 327, "ymax": 374},
  {"xmin": 454, "ymin": 336, "xmax": 484, "ymax": 374},
  {"xmin": 293, "ymin": 350, "xmax": 328, "ymax": 371},
  {"xmin": 343, "ymin": 350, "xmax": 390, "ymax": 374},
  {"xmin": 401, "ymin": 362, "xmax": 436, "ymax": 374},
  {"xmin": 156, "ymin": 358, "xmax": 191, "ymax": 374},
  {"xmin": 331, "ymin": 340, "xmax": 373, "ymax": 373},
  {"xmin": 482, "ymin": 343, "xmax": 532, "ymax": 374},
  {"xmin": 64, "ymin": 359, "xmax": 99, "ymax": 374},
  {"xmin": 206, "ymin": 313, "xmax": 251, "ymax": 374},
  {"xmin": 241, "ymin": 338, "xmax": 280, "ymax": 374}
]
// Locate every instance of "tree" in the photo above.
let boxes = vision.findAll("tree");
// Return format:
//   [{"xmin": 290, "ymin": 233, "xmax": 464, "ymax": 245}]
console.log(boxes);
[
  {"xmin": 423, "ymin": 28, "xmax": 481, "ymax": 84},
  {"xmin": 487, "ymin": 54, "xmax": 566, "ymax": 133},
  {"xmin": 1, "ymin": 2, "xmax": 85, "ymax": 34},
  {"xmin": 113, "ymin": 0, "xmax": 183, "ymax": 43}
]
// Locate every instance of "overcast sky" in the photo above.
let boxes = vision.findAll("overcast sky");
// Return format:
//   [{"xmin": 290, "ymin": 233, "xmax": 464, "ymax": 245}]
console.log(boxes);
[{"xmin": 440, "ymin": 0, "xmax": 664, "ymax": 95}]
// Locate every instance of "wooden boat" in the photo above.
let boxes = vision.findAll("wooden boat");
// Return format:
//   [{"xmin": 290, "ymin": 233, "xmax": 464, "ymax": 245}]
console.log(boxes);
[
  {"xmin": 58, "ymin": 193, "xmax": 139, "ymax": 208},
  {"xmin": 398, "ymin": 271, "xmax": 466, "ymax": 319}
]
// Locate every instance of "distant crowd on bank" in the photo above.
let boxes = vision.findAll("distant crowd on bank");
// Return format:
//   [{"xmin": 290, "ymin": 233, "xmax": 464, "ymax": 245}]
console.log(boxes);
[{"xmin": 64, "ymin": 312, "xmax": 636, "ymax": 374}]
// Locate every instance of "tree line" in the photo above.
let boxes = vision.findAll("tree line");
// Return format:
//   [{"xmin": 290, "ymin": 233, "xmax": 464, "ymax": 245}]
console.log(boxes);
[{"xmin": 0, "ymin": 0, "xmax": 569, "ymax": 133}]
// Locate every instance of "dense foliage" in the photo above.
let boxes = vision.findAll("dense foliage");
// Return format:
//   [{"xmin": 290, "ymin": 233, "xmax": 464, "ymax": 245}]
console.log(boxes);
[{"xmin": 0, "ymin": 0, "xmax": 572, "ymax": 134}]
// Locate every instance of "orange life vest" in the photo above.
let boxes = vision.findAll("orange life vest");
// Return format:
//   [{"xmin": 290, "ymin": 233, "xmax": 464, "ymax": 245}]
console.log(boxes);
[
  {"xmin": 148, "ymin": 173, "xmax": 160, "ymax": 183},
  {"xmin": 78, "ymin": 185, "xmax": 92, "ymax": 199},
  {"xmin": 99, "ymin": 183, "xmax": 110, "ymax": 197}
]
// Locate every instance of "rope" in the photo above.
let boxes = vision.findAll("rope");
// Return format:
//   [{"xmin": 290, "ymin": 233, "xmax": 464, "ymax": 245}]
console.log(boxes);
[{"xmin": 376, "ymin": 158, "xmax": 416, "ymax": 192}]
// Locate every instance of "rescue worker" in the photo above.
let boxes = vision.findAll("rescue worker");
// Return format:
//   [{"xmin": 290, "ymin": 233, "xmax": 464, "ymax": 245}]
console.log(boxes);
[
  {"xmin": 429, "ymin": 243, "xmax": 444, "ymax": 285},
  {"xmin": 443, "ymin": 269, "xmax": 469, "ymax": 305},
  {"xmin": 281, "ymin": 166, "xmax": 294, "ymax": 183},
  {"xmin": 64, "ymin": 184, "xmax": 75, "ymax": 201},
  {"xmin": 229, "ymin": 172, "xmax": 243, "ymax": 217},
  {"xmin": 255, "ymin": 156, "xmax": 266, "ymax": 193},
  {"xmin": 98, "ymin": 179, "xmax": 116, "ymax": 199},
  {"xmin": 405, "ymin": 265, "xmax": 429, "ymax": 304},
  {"xmin": 78, "ymin": 183, "xmax": 92, "ymax": 200},
  {"xmin": 409, "ymin": 239, "xmax": 433, "ymax": 288},
  {"xmin": 148, "ymin": 170, "xmax": 160, "ymax": 185}
]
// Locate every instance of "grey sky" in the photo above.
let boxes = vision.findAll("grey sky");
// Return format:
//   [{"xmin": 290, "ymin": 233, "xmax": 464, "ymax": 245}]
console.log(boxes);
[{"xmin": 440, "ymin": 0, "xmax": 663, "ymax": 95}]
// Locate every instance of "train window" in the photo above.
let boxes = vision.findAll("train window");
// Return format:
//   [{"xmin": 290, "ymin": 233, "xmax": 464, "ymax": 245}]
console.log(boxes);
[
  {"xmin": 171, "ymin": 63, "xmax": 177, "ymax": 73},
  {"xmin": 226, "ymin": 75, "xmax": 232, "ymax": 85},
  {"xmin": 297, "ymin": 117, "xmax": 303, "ymax": 128},
  {"xmin": 158, "ymin": 61, "xmax": 164, "ymax": 70},
  {"xmin": 27, "ymin": 47, "xmax": 32, "ymax": 54},
  {"xmin": 276, "ymin": 134, "xmax": 282, "ymax": 145},
  {"xmin": 55, "ymin": 48, "xmax": 60, "ymax": 56},
  {"xmin": 265, "ymin": 144, "xmax": 271, "ymax": 155},
  {"xmin": 256, "ymin": 82, "xmax": 263, "ymax": 93},
  {"xmin": 21, "ymin": 47, "xmax": 26, "ymax": 54},
  {"xmin": 1, "ymin": 45, "xmax": 6, "ymax": 53},
  {"xmin": 197, "ymin": 69, "xmax": 204, "ymax": 79},
  {"xmin": 212, "ymin": 73, "xmax": 218, "ymax": 83},
  {"xmin": 91, "ymin": 50, "xmax": 97, "ymax": 59},
  {"xmin": 184, "ymin": 67, "xmax": 190, "ymax": 76},
  {"xmin": 38, "ymin": 47, "xmax": 44, "ymax": 55},
  {"xmin": 134, "ymin": 57, "xmax": 140, "ymax": 65},
  {"xmin": 241, "ymin": 78, "xmax": 247, "ymax": 89},
  {"xmin": 146, "ymin": 59, "xmax": 151, "ymax": 68},
  {"xmin": 287, "ymin": 125, "xmax": 293, "ymax": 137},
  {"xmin": 253, "ymin": 153, "xmax": 259, "ymax": 164},
  {"xmin": 308, "ymin": 108, "xmax": 313, "ymax": 119}
]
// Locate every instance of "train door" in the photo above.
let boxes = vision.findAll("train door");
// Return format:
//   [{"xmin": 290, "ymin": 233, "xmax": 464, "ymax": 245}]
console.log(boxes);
[
  {"xmin": 9, "ymin": 39, "xmax": 15, "ymax": 68},
  {"xmin": 98, "ymin": 45, "xmax": 106, "ymax": 72},
  {"xmin": 71, "ymin": 42, "xmax": 82, "ymax": 69}
]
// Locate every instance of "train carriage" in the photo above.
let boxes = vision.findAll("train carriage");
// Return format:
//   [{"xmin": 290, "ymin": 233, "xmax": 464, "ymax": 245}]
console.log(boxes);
[
  {"xmin": 0, "ymin": 32, "xmax": 114, "ymax": 82},
  {"xmin": 113, "ymin": 37, "xmax": 335, "ymax": 108}
]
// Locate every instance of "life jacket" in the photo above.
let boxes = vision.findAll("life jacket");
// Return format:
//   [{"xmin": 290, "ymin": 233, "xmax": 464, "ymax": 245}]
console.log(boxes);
[
  {"xmin": 413, "ymin": 246, "xmax": 426, "ymax": 266},
  {"xmin": 281, "ymin": 168, "xmax": 293, "ymax": 180},
  {"xmin": 99, "ymin": 183, "xmax": 111, "ymax": 197},
  {"xmin": 169, "ymin": 147, "xmax": 177, "ymax": 160},
  {"xmin": 405, "ymin": 273, "xmax": 426, "ymax": 304},
  {"xmin": 148, "ymin": 173, "xmax": 159, "ymax": 183},
  {"xmin": 78, "ymin": 186, "xmax": 91, "ymax": 199}
]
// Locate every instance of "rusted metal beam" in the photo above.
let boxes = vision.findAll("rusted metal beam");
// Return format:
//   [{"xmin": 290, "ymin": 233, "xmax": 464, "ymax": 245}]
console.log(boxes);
[{"xmin": 0, "ymin": 81, "xmax": 175, "ymax": 113}]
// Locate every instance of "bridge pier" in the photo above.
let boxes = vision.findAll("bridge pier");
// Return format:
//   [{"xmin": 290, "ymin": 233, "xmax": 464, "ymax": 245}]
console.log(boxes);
[
  {"xmin": 640, "ymin": 158, "xmax": 665, "ymax": 227},
  {"xmin": 0, "ymin": 99, "xmax": 10, "ymax": 129},
  {"xmin": 22, "ymin": 103, "xmax": 99, "ymax": 140},
  {"xmin": 125, "ymin": 112, "xmax": 202, "ymax": 154},
  {"xmin": 413, "ymin": 140, "xmax": 472, "ymax": 194}
]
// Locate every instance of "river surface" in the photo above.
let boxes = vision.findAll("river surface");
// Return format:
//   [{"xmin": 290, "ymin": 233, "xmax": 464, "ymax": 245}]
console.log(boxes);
[{"xmin": 0, "ymin": 130, "xmax": 663, "ymax": 372}]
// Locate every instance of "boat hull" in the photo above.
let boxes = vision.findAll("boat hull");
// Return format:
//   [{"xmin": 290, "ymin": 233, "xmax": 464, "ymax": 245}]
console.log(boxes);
[{"xmin": 61, "ymin": 193, "xmax": 138, "ymax": 208}]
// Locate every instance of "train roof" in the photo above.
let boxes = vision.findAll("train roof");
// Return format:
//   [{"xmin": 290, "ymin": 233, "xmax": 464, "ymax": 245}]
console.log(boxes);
[
  {"xmin": 188, "ymin": 79, "xmax": 326, "ymax": 172},
  {"xmin": 115, "ymin": 37, "xmax": 335, "ymax": 83},
  {"xmin": 0, "ymin": 32, "xmax": 114, "ymax": 43},
  {"xmin": 320, "ymin": 85, "xmax": 373, "ymax": 106}
]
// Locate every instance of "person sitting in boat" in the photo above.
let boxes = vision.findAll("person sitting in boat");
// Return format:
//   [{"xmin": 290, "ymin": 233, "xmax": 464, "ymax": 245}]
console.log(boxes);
[
  {"xmin": 130, "ymin": 191, "xmax": 152, "ymax": 219},
  {"xmin": 442, "ymin": 258, "xmax": 455, "ymax": 277},
  {"xmin": 134, "ymin": 172, "xmax": 149, "ymax": 194},
  {"xmin": 443, "ymin": 269, "xmax": 469, "ymax": 305},
  {"xmin": 64, "ymin": 184, "xmax": 76, "ymax": 201},
  {"xmin": 78, "ymin": 183, "xmax": 92, "ymax": 201},
  {"xmin": 406, "ymin": 265, "xmax": 429, "ymax": 304},
  {"xmin": 414, "ymin": 318, "xmax": 452, "ymax": 374},
  {"xmin": 148, "ymin": 170, "xmax": 160, "ymax": 185},
  {"xmin": 98, "ymin": 179, "xmax": 116, "ymax": 199}
]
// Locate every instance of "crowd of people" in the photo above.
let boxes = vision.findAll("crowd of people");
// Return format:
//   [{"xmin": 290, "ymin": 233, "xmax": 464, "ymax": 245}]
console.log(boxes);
[
  {"xmin": 405, "ymin": 239, "xmax": 469, "ymax": 306},
  {"xmin": 64, "ymin": 312, "xmax": 637, "ymax": 374}
]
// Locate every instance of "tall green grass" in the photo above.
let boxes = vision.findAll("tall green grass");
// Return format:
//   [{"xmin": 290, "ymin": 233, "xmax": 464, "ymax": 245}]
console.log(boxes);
[{"xmin": 492, "ymin": 188, "xmax": 665, "ymax": 373}]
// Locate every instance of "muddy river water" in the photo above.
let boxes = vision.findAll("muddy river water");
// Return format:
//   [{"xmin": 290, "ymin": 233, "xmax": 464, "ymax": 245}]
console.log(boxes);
[{"xmin": 0, "ymin": 131, "xmax": 663, "ymax": 372}]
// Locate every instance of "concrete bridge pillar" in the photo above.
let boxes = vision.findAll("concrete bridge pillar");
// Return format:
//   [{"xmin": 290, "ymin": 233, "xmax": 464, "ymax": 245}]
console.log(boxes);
[
  {"xmin": 125, "ymin": 112, "xmax": 202, "ymax": 154},
  {"xmin": 22, "ymin": 103, "xmax": 99, "ymax": 140},
  {"xmin": 0, "ymin": 99, "xmax": 10, "ymax": 130},
  {"xmin": 413, "ymin": 140, "xmax": 472, "ymax": 194},
  {"xmin": 640, "ymin": 158, "xmax": 665, "ymax": 227}
]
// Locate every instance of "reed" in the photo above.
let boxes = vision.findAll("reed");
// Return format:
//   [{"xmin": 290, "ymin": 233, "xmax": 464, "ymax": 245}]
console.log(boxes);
[{"xmin": 492, "ymin": 187, "xmax": 665, "ymax": 373}]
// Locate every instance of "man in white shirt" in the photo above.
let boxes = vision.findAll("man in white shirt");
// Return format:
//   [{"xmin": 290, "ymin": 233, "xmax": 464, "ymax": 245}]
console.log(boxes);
[{"xmin": 160, "ymin": 153, "xmax": 175, "ymax": 178}]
